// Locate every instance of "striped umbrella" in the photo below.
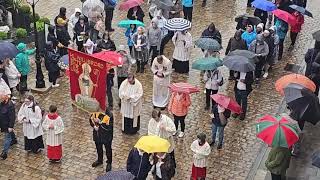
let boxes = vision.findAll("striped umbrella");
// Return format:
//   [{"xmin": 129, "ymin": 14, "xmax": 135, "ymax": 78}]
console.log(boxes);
[
  {"xmin": 256, "ymin": 115, "xmax": 299, "ymax": 148},
  {"xmin": 164, "ymin": 18, "xmax": 191, "ymax": 31}
]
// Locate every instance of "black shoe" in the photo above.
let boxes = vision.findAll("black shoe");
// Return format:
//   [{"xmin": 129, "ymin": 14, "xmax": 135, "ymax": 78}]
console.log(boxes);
[
  {"xmin": 92, "ymin": 161, "xmax": 103, "ymax": 167},
  {"xmin": 239, "ymin": 113, "xmax": 246, "ymax": 120},
  {"xmin": 217, "ymin": 144, "xmax": 222, "ymax": 150},
  {"xmin": 204, "ymin": 106, "xmax": 209, "ymax": 111},
  {"xmin": 202, "ymin": 1, "xmax": 206, "ymax": 7},
  {"xmin": 108, "ymin": 28, "xmax": 115, "ymax": 32},
  {"xmin": 0, "ymin": 152, "xmax": 7, "ymax": 160},
  {"xmin": 106, "ymin": 163, "xmax": 112, "ymax": 172},
  {"xmin": 10, "ymin": 139, "xmax": 17, "ymax": 146},
  {"xmin": 232, "ymin": 113, "xmax": 239, "ymax": 118},
  {"xmin": 210, "ymin": 141, "xmax": 215, "ymax": 146}
]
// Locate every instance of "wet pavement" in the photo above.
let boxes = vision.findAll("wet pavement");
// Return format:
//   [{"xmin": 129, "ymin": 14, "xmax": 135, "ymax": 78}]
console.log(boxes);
[{"xmin": 0, "ymin": 0, "xmax": 319, "ymax": 179}]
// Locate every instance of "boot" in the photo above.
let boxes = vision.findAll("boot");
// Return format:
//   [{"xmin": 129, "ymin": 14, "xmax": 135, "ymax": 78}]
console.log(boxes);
[
  {"xmin": 239, "ymin": 113, "xmax": 246, "ymax": 120},
  {"xmin": 106, "ymin": 163, "xmax": 112, "ymax": 172},
  {"xmin": 0, "ymin": 152, "xmax": 7, "ymax": 160},
  {"xmin": 136, "ymin": 61, "xmax": 141, "ymax": 73},
  {"xmin": 217, "ymin": 144, "xmax": 223, "ymax": 150},
  {"xmin": 92, "ymin": 160, "xmax": 103, "ymax": 167}
]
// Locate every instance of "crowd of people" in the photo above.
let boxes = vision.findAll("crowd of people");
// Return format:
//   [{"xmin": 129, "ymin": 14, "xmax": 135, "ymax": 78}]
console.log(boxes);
[{"xmin": 0, "ymin": 0, "xmax": 318, "ymax": 179}]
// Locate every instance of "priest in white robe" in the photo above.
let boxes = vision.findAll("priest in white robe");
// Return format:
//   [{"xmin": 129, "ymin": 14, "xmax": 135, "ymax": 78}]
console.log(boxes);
[
  {"xmin": 151, "ymin": 55, "xmax": 172, "ymax": 109},
  {"xmin": 119, "ymin": 73, "xmax": 143, "ymax": 135},
  {"xmin": 18, "ymin": 95, "xmax": 44, "ymax": 153},
  {"xmin": 148, "ymin": 109, "xmax": 177, "ymax": 167}
]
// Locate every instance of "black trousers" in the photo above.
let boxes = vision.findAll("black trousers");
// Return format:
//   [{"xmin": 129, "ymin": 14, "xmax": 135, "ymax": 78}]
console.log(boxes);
[
  {"xmin": 107, "ymin": 88, "xmax": 113, "ymax": 107},
  {"xmin": 278, "ymin": 39, "xmax": 285, "ymax": 60},
  {"xmin": 77, "ymin": 41, "xmax": 84, "ymax": 52},
  {"xmin": 173, "ymin": 115, "xmax": 186, "ymax": 132},
  {"xmin": 19, "ymin": 75, "xmax": 28, "ymax": 92},
  {"xmin": 105, "ymin": 9, "xmax": 114, "ymax": 31},
  {"xmin": 149, "ymin": 46, "xmax": 159, "ymax": 65},
  {"xmin": 169, "ymin": 150, "xmax": 176, "ymax": 168},
  {"xmin": 271, "ymin": 173, "xmax": 284, "ymax": 180},
  {"xmin": 136, "ymin": 61, "xmax": 145, "ymax": 73},
  {"xmin": 95, "ymin": 141, "xmax": 112, "ymax": 164},
  {"xmin": 255, "ymin": 57, "xmax": 266, "ymax": 79},
  {"xmin": 183, "ymin": 6, "xmax": 193, "ymax": 22},
  {"xmin": 160, "ymin": 31, "xmax": 174, "ymax": 55},
  {"xmin": 48, "ymin": 71, "xmax": 59, "ymax": 85},
  {"xmin": 247, "ymin": 0, "xmax": 254, "ymax": 6},
  {"xmin": 206, "ymin": 89, "xmax": 218, "ymax": 109},
  {"xmin": 129, "ymin": 46, "xmax": 133, "ymax": 55},
  {"xmin": 290, "ymin": 32, "xmax": 298, "ymax": 46}
]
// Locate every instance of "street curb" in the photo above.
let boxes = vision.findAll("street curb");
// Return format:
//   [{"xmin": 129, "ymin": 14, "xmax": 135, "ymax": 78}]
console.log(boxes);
[{"xmin": 246, "ymin": 55, "xmax": 307, "ymax": 180}]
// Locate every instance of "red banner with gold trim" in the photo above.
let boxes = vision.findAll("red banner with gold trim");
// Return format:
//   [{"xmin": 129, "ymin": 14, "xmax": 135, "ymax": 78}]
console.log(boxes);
[{"xmin": 68, "ymin": 49, "xmax": 112, "ymax": 111}]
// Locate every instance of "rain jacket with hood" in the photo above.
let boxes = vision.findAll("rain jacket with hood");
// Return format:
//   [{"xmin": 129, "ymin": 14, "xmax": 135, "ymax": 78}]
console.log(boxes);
[
  {"xmin": 248, "ymin": 34, "xmax": 269, "ymax": 57},
  {"xmin": 275, "ymin": 19, "xmax": 288, "ymax": 40},
  {"xmin": 241, "ymin": 29, "xmax": 257, "ymax": 48},
  {"xmin": 225, "ymin": 30, "xmax": 247, "ymax": 55},
  {"xmin": 69, "ymin": 8, "xmax": 82, "ymax": 30},
  {"xmin": 147, "ymin": 19, "xmax": 162, "ymax": 50},
  {"xmin": 44, "ymin": 42, "xmax": 60, "ymax": 73},
  {"xmin": 201, "ymin": 23, "xmax": 222, "ymax": 44},
  {"xmin": 54, "ymin": 7, "xmax": 67, "ymax": 26},
  {"xmin": 15, "ymin": 43, "xmax": 36, "ymax": 76},
  {"xmin": 47, "ymin": 25, "xmax": 59, "ymax": 50}
]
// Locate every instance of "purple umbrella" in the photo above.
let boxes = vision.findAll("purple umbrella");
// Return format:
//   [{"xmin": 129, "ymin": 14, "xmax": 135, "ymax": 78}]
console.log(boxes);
[
  {"xmin": 252, "ymin": 0, "xmax": 277, "ymax": 12},
  {"xmin": 96, "ymin": 170, "xmax": 135, "ymax": 180}
]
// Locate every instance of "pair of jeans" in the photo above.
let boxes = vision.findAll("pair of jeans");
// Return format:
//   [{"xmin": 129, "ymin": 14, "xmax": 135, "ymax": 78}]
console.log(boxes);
[
  {"xmin": 105, "ymin": 9, "xmax": 114, "ymax": 31},
  {"xmin": 149, "ymin": 46, "xmax": 159, "ymax": 65},
  {"xmin": 235, "ymin": 90, "xmax": 248, "ymax": 115},
  {"xmin": 95, "ymin": 141, "xmax": 112, "ymax": 164},
  {"xmin": 183, "ymin": 6, "xmax": 193, "ymax": 22},
  {"xmin": 290, "ymin": 32, "xmax": 298, "ymax": 46},
  {"xmin": 205, "ymin": 89, "xmax": 218, "ymax": 109},
  {"xmin": 211, "ymin": 124, "xmax": 225, "ymax": 145},
  {"xmin": 3, "ymin": 132, "xmax": 12, "ymax": 154},
  {"xmin": 278, "ymin": 39, "xmax": 285, "ymax": 60},
  {"xmin": 173, "ymin": 115, "xmax": 186, "ymax": 132}
]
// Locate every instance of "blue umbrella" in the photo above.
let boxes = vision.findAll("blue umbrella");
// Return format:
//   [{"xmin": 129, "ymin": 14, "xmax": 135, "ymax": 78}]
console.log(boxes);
[
  {"xmin": 252, "ymin": 0, "xmax": 277, "ymax": 12},
  {"xmin": 61, "ymin": 55, "xmax": 69, "ymax": 65},
  {"xmin": 195, "ymin": 38, "xmax": 222, "ymax": 51},
  {"xmin": 96, "ymin": 170, "xmax": 135, "ymax": 180},
  {"xmin": 192, "ymin": 57, "xmax": 223, "ymax": 71},
  {"xmin": 0, "ymin": 42, "xmax": 19, "ymax": 60},
  {"xmin": 289, "ymin": 4, "xmax": 313, "ymax": 18},
  {"xmin": 117, "ymin": 20, "xmax": 145, "ymax": 29}
]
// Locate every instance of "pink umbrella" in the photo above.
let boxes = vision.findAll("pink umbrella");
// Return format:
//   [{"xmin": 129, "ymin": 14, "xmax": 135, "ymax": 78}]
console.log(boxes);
[
  {"xmin": 272, "ymin": 9, "xmax": 297, "ymax": 26},
  {"xmin": 119, "ymin": 0, "xmax": 144, "ymax": 11},
  {"xmin": 169, "ymin": 82, "xmax": 200, "ymax": 94},
  {"xmin": 211, "ymin": 94, "xmax": 242, "ymax": 114}
]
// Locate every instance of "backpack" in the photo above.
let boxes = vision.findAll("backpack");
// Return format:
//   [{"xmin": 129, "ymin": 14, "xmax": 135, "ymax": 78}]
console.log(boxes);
[{"xmin": 103, "ymin": 0, "xmax": 117, "ymax": 6}]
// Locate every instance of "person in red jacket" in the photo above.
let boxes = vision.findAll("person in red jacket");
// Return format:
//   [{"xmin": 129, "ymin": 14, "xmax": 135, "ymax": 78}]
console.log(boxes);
[{"xmin": 289, "ymin": 11, "xmax": 304, "ymax": 50}]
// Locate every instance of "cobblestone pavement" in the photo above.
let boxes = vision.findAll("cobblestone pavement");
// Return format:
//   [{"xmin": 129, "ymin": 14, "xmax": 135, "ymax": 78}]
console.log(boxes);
[{"xmin": 0, "ymin": 0, "xmax": 319, "ymax": 179}]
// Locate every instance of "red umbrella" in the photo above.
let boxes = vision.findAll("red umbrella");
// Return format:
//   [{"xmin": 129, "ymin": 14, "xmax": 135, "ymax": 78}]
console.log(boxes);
[
  {"xmin": 168, "ymin": 82, "xmax": 200, "ymax": 94},
  {"xmin": 92, "ymin": 51, "xmax": 123, "ymax": 66},
  {"xmin": 272, "ymin": 9, "xmax": 297, "ymax": 26},
  {"xmin": 210, "ymin": 94, "xmax": 242, "ymax": 114},
  {"xmin": 119, "ymin": 0, "xmax": 144, "ymax": 11}
]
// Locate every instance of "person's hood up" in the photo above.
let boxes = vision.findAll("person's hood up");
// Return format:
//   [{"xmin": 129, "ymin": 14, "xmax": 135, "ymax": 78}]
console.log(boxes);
[
  {"xmin": 59, "ymin": 7, "xmax": 67, "ymax": 16},
  {"xmin": 74, "ymin": 8, "xmax": 81, "ymax": 14},
  {"xmin": 45, "ymin": 41, "xmax": 54, "ymax": 51},
  {"xmin": 151, "ymin": 19, "xmax": 159, "ymax": 28},
  {"xmin": 257, "ymin": 23, "xmax": 264, "ymax": 30},
  {"xmin": 269, "ymin": 25, "xmax": 277, "ymax": 34},
  {"xmin": 17, "ymin": 43, "xmax": 26, "ymax": 52},
  {"xmin": 256, "ymin": 34, "xmax": 264, "ymax": 44},
  {"xmin": 48, "ymin": 25, "xmax": 55, "ymax": 34},
  {"xmin": 234, "ymin": 30, "xmax": 242, "ymax": 39}
]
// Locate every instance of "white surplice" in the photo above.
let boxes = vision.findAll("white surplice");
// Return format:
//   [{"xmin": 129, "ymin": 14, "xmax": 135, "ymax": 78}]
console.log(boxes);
[
  {"xmin": 151, "ymin": 56, "xmax": 172, "ymax": 108},
  {"xmin": 190, "ymin": 140, "xmax": 211, "ymax": 168},
  {"xmin": 18, "ymin": 103, "xmax": 43, "ymax": 139},
  {"xmin": 148, "ymin": 114, "xmax": 176, "ymax": 153},
  {"xmin": 119, "ymin": 79, "xmax": 143, "ymax": 130},
  {"xmin": 172, "ymin": 31, "xmax": 192, "ymax": 61},
  {"xmin": 42, "ymin": 115, "xmax": 64, "ymax": 146}
]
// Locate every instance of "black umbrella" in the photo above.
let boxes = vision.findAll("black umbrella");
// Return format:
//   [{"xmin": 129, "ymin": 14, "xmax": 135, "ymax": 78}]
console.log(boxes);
[
  {"xmin": 223, "ymin": 55, "xmax": 255, "ymax": 72},
  {"xmin": 228, "ymin": 50, "xmax": 258, "ymax": 63},
  {"xmin": 96, "ymin": 170, "xmax": 135, "ymax": 180},
  {"xmin": 289, "ymin": 5, "xmax": 313, "ymax": 18},
  {"xmin": 154, "ymin": 0, "xmax": 174, "ymax": 10},
  {"xmin": 0, "ymin": 42, "xmax": 19, "ymax": 60},
  {"xmin": 312, "ymin": 30, "xmax": 320, "ymax": 41},
  {"xmin": 235, "ymin": 14, "xmax": 262, "ymax": 25},
  {"xmin": 284, "ymin": 83, "xmax": 320, "ymax": 125}
]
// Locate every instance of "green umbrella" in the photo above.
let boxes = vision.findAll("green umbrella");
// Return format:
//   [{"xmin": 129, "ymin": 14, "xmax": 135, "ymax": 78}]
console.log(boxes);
[
  {"xmin": 117, "ymin": 20, "xmax": 145, "ymax": 29},
  {"xmin": 192, "ymin": 57, "xmax": 223, "ymax": 71}
]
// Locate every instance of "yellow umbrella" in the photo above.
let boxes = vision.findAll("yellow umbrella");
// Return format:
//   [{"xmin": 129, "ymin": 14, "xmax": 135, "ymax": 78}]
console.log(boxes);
[{"xmin": 134, "ymin": 136, "xmax": 170, "ymax": 154}]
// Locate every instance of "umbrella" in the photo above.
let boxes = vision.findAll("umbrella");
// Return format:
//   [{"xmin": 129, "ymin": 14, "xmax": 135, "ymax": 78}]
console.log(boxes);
[
  {"xmin": 223, "ymin": 55, "xmax": 255, "ymax": 72},
  {"xmin": 168, "ymin": 82, "xmax": 200, "ymax": 94},
  {"xmin": 235, "ymin": 14, "xmax": 262, "ymax": 25},
  {"xmin": 134, "ymin": 135, "xmax": 170, "ymax": 153},
  {"xmin": 256, "ymin": 115, "xmax": 299, "ymax": 148},
  {"xmin": 0, "ymin": 42, "xmax": 19, "ymax": 60},
  {"xmin": 275, "ymin": 73, "xmax": 316, "ymax": 95},
  {"xmin": 272, "ymin": 9, "xmax": 297, "ymax": 26},
  {"xmin": 284, "ymin": 83, "xmax": 320, "ymax": 125},
  {"xmin": 119, "ymin": 0, "xmax": 144, "ymax": 11},
  {"xmin": 252, "ymin": 0, "xmax": 277, "ymax": 12},
  {"xmin": 194, "ymin": 38, "xmax": 222, "ymax": 51},
  {"xmin": 82, "ymin": 0, "xmax": 105, "ymax": 17},
  {"xmin": 227, "ymin": 50, "xmax": 258, "ymax": 63},
  {"xmin": 97, "ymin": 170, "xmax": 135, "ymax": 180},
  {"xmin": 210, "ymin": 94, "xmax": 242, "ymax": 114},
  {"xmin": 192, "ymin": 57, "xmax": 223, "ymax": 71},
  {"xmin": 289, "ymin": 4, "xmax": 313, "ymax": 18},
  {"xmin": 61, "ymin": 55, "xmax": 69, "ymax": 65},
  {"xmin": 164, "ymin": 18, "xmax": 192, "ymax": 31},
  {"xmin": 92, "ymin": 51, "xmax": 123, "ymax": 66},
  {"xmin": 154, "ymin": 0, "xmax": 174, "ymax": 10},
  {"xmin": 117, "ymin": 20, "xmax": 145, "ymax": 28},
  {"xmin": 312, "ymin": 30, "xmax": 320, "ymax": 41}
]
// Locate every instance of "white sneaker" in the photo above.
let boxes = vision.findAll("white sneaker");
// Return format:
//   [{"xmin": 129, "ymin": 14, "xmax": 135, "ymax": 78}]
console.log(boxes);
[
  {"xmin": 173, "ymin": 132, "xmax": 177, "ymax": 136},
  {"xmin": 178, "ymin": 132, "xmax": 184, "ymax": 138},
  {"xmin": 263, "ymin": 72, "xmax": 269, "ymax": 78},
  {"xmin": 52, "ymin": 84, "xmax": 60, "ymax": 88}
]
